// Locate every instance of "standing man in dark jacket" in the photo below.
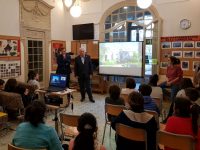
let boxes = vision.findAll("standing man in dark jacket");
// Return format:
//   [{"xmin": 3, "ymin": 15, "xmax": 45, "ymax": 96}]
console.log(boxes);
[
  {"xmin": 74, "ymin": 48, "xmax": 95, "ymax": 103},
  {"xmin": 56, "ymin": 48, "xmax": 71, "ymax": 88}
]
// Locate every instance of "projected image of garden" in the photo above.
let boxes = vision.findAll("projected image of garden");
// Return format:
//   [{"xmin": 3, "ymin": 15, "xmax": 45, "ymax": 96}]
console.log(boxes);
[{"xmin": 99, "ymin": 42, "xmax": 143, "ymax": 76}]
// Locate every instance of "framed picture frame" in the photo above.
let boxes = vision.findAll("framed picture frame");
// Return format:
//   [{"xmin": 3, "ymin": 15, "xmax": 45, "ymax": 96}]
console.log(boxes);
[
  {"xmin": 195, "ymin": 41, "xmax": 200, "ymax": 48},
  {"xmin": 0, "ymin": 36, "xmax": 21, "ymax": 58},
  {"xmin": 195, "ymin": 51, "xmax": 200, "ymax": 58},
  {"xmin": 172, "ymin": 41, "xmax": 182, "ymax": 49},
  {"xmin": 161, "ymin": 42, "xmax": 171, "ymax": 49},
  {"xmin": 160, "ymin": 62, "xmax": 168, "ymax": 68},
  {"xmin": 181, "ymin": 61, "xmax": 189, "ymax": 70},
  {"xmin": 51, "ymin": 40, "xmax": 66, "ymax": 71},
  {"xmin": 183, "ymin": 41, "xmax": 194, "ymax": 48},
  {"xmin": 172, "ymin": 51, "xmax": 182, "ymax": 58},
  {"xmin": 193, "ymin": 61, "xmax": 200, "ymax": 71},
  {"xmin": 80, "ymin": 43, "xmax": 87, "ymax": 52},
  {"xmin": 183, "ymin": 51, "xmax": 194, "ymax": 58}
]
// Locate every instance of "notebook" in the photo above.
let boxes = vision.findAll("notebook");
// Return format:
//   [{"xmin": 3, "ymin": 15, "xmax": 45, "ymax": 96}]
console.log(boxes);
[{"xmin": 43, "ymin": 73, "xmax": 67, "ymax": 92}]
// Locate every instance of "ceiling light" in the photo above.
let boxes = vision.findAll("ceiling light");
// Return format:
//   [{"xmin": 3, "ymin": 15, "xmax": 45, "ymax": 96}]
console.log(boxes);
[
  {"xmin": 64, "ymin": 0, "xmax": 73, "ymax": 7},
  {"xmin": 137, "ymin": 0, "xmax": 152, "ymax": 9},
  {"xmin": 70, "ymin": 5, "xmax": 82, "ymax": 17},
  {"xmin": 123, "ymin": 6, "xmax": 128, "ymax": 9}
]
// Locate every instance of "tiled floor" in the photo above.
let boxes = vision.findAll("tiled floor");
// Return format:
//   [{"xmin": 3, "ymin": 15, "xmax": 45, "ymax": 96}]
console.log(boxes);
[{"xmin": 0, "ymin": 92, "xmax": 171, "ymax": 150}]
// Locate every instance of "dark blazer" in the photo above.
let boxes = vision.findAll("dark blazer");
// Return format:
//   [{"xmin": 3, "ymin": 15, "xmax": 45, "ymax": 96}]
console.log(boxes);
[
  {"xmin": 56, "ymin": 53, "xmax": 71, "ymax": 75},
  {"xmin": 74, "ymin": 55, "xmax": 93, "ymax": 79}
]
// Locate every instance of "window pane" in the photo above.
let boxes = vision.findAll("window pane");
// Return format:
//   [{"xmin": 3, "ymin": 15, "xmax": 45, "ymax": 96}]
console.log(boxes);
[
  {"xmin": 105, "ymin": 15, "xmax": 111, "ymax": 23},
  {"xmin": 112, "ymin": 15, "xmax": 118, "ymax": 22}
]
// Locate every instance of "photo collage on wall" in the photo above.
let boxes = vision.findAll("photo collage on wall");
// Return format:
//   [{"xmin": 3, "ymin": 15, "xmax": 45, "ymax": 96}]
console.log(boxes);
[
  {"xmin": 160, "ymin": 36, "xmax": 200, "ymax": 76},
  {"xmin": 0, "ymin": 35, "xmax": 21, "ymax": 79}
]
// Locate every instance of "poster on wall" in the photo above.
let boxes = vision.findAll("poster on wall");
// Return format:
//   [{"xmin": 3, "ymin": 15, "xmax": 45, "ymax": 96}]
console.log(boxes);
[
  {"xmin": 51, "ymin": 40, "xmax": 66, "ymax": 71},
  {"xmin": 160, "ymin": 35, "xmax": 200, "ymax": 76},
  {"xmin": 0, "ymin": 35, "xmax": 21, "ymax": 78}
]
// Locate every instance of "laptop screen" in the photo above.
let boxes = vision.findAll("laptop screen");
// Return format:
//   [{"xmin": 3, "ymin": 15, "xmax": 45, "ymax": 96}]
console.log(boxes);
[{"xmin": 49, "ymin": 73, "xmax": 67, "ymax": 88}]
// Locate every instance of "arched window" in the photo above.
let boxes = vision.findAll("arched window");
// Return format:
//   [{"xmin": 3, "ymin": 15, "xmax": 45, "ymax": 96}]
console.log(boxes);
[{"xmin": 99, "ymin": 1, "xmax": 162, "ymax": 76}]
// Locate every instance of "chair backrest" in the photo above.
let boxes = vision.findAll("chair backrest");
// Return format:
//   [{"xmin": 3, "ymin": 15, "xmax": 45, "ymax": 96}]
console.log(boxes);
[
  {"xmin": 60, "ymin": 113, "xmax": 80, "ymax": 141},
  {"xmin": 152, "ymin": 97, "xmax": 162, "ymax": 111},
  {"xmin": 8, "ymin": 144, "xmax": 46, "ymax": 150},
  {"xmin": 116, "ymin": 123, "xmax": 147, "ymax": 150},
  {"xmin": 157, "ymin": 130, "xmax": 195, "ymax": 150},
  {"xmin": 145, "ymin": 110, "xmax": 159, "ymax": 128},
  {"xmin": 105, "ymin": 104, "xmax": 126, "ymax": 120},
  {"xmin": 60, "ymin": 113, "xmax": 80, "ymax": 127}
]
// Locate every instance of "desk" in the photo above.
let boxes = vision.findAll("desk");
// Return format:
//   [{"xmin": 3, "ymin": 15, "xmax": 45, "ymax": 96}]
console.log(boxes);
[
  {"xmin": 36, "ymin": 89, "xmax": 76, "ymax": 107},
  {"xmin": 36, "ymin": 89, "xmax": 76, "ymax": 133}
]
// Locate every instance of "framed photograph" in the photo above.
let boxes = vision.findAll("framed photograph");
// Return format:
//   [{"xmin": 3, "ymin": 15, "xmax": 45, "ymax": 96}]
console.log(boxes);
[
  {"xmin": 162, "ymin": 52, "xmax": 171, "ymax": 58},
  {"xmin": 181, "ymin": 61, "xmax": 189, "ymax": 70},
  {"xmin": 195, "ymin": 41, "xmax": 200, "ymax": 48},
  {"xmin": 51, "ymin": 40, "xmax": 66, "ymax": 71},
  {"xmin": 172, "ymin": 51, "xmax": 182, "ymax": 58},
  {"xmin": 160, "ymin": 62, "xmax": 168, "ymax": 68},
  {"xmin": 0, "ymin": 36, "xmax": 20, "ymax": 58},
  {"xmin": 172, "ymin": 41, "xmax": 182, "ymax": 49},
  {"xmin": 195, "ymin": 51, "xmax": 200, "ymax": 58},
  {"xmin": 193, "ymin": 61, "xmax": 200, "ymax": 71},
  {"xmin": 80, "ymin": 43, "xmax": 87, "ymax": 52},
  {"xmin": 161, "ymin": 42, "xmax": 171, "ymax": 49},
  {"xmin": 183, "ymin": 41, "xmax": 194, "ymax": 48},
  {"xmin": 183, "ymin": 51, "xmax": 194, "ymax": 58}
]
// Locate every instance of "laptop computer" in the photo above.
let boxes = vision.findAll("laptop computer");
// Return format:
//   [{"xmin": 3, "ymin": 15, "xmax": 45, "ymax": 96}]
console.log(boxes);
[{"xmin": 43, "ymin": 73, "xmax": 67, "ymax": 92}]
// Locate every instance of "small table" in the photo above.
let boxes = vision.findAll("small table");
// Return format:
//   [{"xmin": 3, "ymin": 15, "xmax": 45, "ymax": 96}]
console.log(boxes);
[{"xmin": 36, "ymin": 89, "xmax": 76, "ymax": 133}]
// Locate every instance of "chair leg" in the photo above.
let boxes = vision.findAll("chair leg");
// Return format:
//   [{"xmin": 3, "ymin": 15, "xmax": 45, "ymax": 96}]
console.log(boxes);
[
  {"xmin": 109, "ymin": 125, "xmax": 111, "ymax": 137},
  {"xmin": 102, "ymin": 123, "xmax": 107, "ymax": 144}
]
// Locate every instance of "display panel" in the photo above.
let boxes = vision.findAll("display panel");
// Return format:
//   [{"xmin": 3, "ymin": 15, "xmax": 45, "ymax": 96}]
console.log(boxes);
[
  {"xmin": 73, "ymin": 23, "xmax": 94, "ymax": 40},
  {"xmin": 99, "ymin": 42, "xmax": 143, "ymax": 77}
]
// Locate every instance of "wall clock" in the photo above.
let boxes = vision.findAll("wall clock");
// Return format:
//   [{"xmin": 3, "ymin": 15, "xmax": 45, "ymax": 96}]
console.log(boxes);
[{"xmin": 180, "ymin": 19, "xmax": 191, "ymax": 30}]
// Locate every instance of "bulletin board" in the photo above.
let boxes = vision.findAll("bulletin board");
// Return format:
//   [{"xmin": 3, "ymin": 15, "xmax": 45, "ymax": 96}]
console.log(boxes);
[
  {"xmin": 0, "ymin": 35, "xmax": 21, "ymax": 78},
  {"xmin": 159, "ymin": 35, "xmax": 200, "ymax": 76}
]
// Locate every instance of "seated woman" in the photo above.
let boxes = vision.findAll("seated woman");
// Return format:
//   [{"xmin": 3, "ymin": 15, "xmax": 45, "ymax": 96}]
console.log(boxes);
[
  {"xmin": 69, "ymin": 112, "xmax": 106, "ymax": 150},
  {"xmin": 27, "ymin": 70, "xmax": 40, "ymax": 89},
  {"xmin": 159, "ymin": 56, "xmax": 183, "ymax": 101},
  {"xmin": 12, "ymin": 100, "xmax": 64, "ymax": 150},
  {"xmin": 176, "ymin": 78, "xmax": 194, "ymax": 97},
  {"xmin": 0, "ymin": 79, "xmax": 5, "ymax": 90},
  {"xmin": 148, "ymin": 74, "xmax": 163, "ymax": 101},
  {"xmin": 111, "ymin": 91, "xmax": 157, "ymax": 150},
  {"xmin": 165, "ymin": 97, "xmax": 200, "ymax": 150},
  {"xmin": 105, "ymin": 84, "xmax": 125, "ymax": 121},
  {"xmin": 193, "ymin": 62, "xmax": 200, "ymax": 88}
]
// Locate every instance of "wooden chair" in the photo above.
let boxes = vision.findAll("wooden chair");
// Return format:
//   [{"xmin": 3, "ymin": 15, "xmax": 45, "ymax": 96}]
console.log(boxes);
[
  {"xmin": 8, "ymin": 143, "xmax": 46, "ymax": 150},
  {"xmin": 102, "ymin": 104, "xmax": 126, "ymax": 144},
  {"xmin": 145, "ymin": 110, "xmax": 159, "ymax": 128},
  {"xmin": 115, "ymin": 123, "xmax": 147, "ymax": 150},
  {"xmin": 157, "ymin": 130, "xmax": 195, "ymax": 150},
  {"xmin": 59, "ymin": 113, "xmax": 80, "ymax": 141}
]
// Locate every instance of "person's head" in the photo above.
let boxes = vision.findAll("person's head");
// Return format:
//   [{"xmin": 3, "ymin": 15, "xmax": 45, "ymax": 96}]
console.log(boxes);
[
  {"xmin": 79, "ymin": 48, "xmax": 86, "ymax": 57},
  {"xmin": 126, "ymin": 78, "xmax": 136, "ymax": 89},
  {"xmin": 185, "ymin": 88, "xmax": 199, "ymax": 102},
  {"xmin": 109, "ymin": 84, "xmax": 121, "ymax": 100},
  {"xmin": 28, "ymin": 70, "xmax": 38, "ymax": 81},
  {"xmin": 25, "ymin": 100, "xmax": 46, "ymax": 126},
  {"xmin": 174, "ymin": 58, "xmax": 180, "ymax": 65},
  {"xmin": 0, "ymin": 79, "xmax": 5, "ymax": 90},
  {"xmin": 61, "ymin": 48, "xmax": 66, "ymax": 55},
  {"xmin": 149, "ymin": 74, "xmax": 159, "ymax": 86},
  {"xmin": 128, "ymin": 91, "xmax": 144, "ymax": 113},
  {"xmin": 139, "ymin": 84, "xmax": 152, "ymax": 96},
  {"xmin": 74, "ymin": 112, "xmax": 97, "ymax": 150},
  {"xmin": 168, "ymin": 56, "xmax": 177, "ymax": 65},
  {"xmin": 4, "ymin": 78, "xmax": 17, "ymax": 92},
  {"xmin": 179, "ymin": 78, "xmax": 194, "ymax": 89},
  {"xmin": 174, "ymin": 97, "xmax": 191, "ymax": 117}
]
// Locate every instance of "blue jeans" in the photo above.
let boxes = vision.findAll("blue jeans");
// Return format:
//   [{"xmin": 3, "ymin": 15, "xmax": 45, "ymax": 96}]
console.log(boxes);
[{"xmin": 160, "ymin": 82, "xmax": 179, "ymax": 101}]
